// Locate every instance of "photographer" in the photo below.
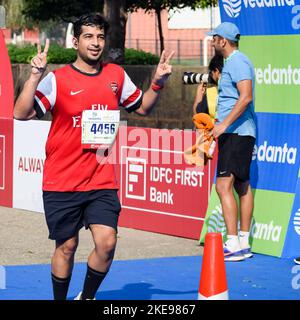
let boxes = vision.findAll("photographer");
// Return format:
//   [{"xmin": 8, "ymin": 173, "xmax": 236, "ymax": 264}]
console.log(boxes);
[
  {"xmin": 183, "ymin": 55, "xmax": 223, "ymax": 167},
  {"xmin": 192, "ymin": 54, "xmax": 223, "ymax": 119}
]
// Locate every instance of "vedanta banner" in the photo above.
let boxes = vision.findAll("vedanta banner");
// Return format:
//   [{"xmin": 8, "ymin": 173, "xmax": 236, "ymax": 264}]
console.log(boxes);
[
  {"xmin": 0, "ymin": 30, "xmax": 13, "ymax": 207},
  {"xmin": 220, "ymin": 0, "xmax": 299, "ymax": 35},
  {"xmin": 200, "ymin": 1, "xmax": 300, "ymax": 257}
]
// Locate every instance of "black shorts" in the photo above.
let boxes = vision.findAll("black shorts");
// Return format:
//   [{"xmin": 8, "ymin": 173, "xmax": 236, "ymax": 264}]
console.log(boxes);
[
  {"xmin": 43, "ymin": 189, "xmax": 121, "ymax": 241},
  {"xmin": 217, "ymin": 133, "xmax": 255, "ymax": 182}
]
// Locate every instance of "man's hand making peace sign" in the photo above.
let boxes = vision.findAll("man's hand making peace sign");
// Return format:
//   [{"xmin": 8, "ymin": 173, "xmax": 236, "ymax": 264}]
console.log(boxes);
[
  {"xmin": 31, "ymin": 39, "xmax": 50, "ymax": 75},
  {"xmin": 152, "ymin": 50, "xmax": 175, "ymax": 87},
  {"xmin": 134, "ymin": 49, "xmax": 175, "ymax": 116}
]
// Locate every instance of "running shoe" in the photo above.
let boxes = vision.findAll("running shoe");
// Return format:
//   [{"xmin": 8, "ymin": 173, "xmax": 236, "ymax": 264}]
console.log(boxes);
[
  {"xmin": 223, "ymin": 245, "xmax": 245, "ymax": 262},
  {"xmin": 294, "ymin": 257, "xmax": 300, "ymax": 265},
  {"xmin": 241, "ymin": 247, "xmax": 253, "ymax": 259}
]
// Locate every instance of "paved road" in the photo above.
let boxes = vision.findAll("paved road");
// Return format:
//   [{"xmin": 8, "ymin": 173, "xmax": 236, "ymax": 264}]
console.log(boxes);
[{"xmin": 0, "ymin": 206, "xmax": 203, "ymax": 266}]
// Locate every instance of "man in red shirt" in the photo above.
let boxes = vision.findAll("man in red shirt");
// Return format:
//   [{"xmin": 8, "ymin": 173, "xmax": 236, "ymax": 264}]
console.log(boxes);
[{"xmin": 14, "ymin": 13, "xmax": 174, "ymax": 300}]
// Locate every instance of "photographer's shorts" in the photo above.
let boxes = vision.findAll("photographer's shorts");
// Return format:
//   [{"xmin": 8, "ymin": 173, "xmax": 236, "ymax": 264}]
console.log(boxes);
[
  {"xmin": 43, "ymin": 189, "xmax": 121, "ymax": 241},
  {"xmin": 217, "ymin": 133, "xmax": 255, "ymax": 182}
]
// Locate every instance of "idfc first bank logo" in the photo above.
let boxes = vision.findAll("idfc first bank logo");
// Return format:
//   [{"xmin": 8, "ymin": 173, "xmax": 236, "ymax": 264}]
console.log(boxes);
[{"xmin": 222, "ymin": 0, "xmax": 295, "ymax": 18}]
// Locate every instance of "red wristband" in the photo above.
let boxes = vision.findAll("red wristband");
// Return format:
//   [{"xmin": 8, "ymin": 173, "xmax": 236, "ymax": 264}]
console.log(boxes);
[{"xmin": 151, "ymin": 82, "xmax": 164, "ymax": 91}]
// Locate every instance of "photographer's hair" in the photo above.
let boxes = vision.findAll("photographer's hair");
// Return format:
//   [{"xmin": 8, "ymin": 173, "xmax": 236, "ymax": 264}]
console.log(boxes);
[
  {"xmin": 227, "ymin": 40, "xmax": 239, "ymax": 48},
  {"xmin": 227, "ymin": 34, "xmax": 240, "ymax": 49},
  {"xmin": 208, "ymin": 54, "xmax": 224, "ymax": 73},
  {"xmin": 73, "ymin": 13, "xmax": 109, "ymax": 39}
]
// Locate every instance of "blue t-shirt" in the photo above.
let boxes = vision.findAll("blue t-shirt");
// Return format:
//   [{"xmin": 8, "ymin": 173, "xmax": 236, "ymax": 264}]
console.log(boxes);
[{"xmin": 217, "ymin": 50, "xmax": 256, "ymax": 138}]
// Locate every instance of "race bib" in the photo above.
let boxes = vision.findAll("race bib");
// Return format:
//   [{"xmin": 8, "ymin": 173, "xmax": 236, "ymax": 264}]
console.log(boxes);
[{"xmin": 81, "ymin": 110, "xmax": 120, "ymax": 149}]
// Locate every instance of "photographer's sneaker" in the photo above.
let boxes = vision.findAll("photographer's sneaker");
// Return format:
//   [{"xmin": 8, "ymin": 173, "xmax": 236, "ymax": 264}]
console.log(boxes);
[
  {"xmin": 241, "ymin": 246, "xmax": 253, "ymax": 259},
  {"xmin": 223, "ymin": 244, "xmax": 245, "ymax": 262},
  {"xmin": 239, "ymin": 231, "xmax": 253, "ymax": 259}
]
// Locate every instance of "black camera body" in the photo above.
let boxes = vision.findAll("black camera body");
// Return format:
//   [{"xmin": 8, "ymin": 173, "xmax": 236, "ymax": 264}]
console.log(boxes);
[{"xmin": 182, "ymin": 72, "xmax": 214, "ymax": 85}]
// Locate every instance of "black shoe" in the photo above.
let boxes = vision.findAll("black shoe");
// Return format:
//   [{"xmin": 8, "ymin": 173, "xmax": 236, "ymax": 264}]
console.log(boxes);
[{"xmin": 294, "ymin": 257, "xmax": 300, "ymax": 265}]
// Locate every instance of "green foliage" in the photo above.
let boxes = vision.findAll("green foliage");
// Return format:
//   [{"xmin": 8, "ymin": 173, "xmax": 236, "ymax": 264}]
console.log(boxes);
[
  {"xmin": 125, "ymin": 48, "xmax": 159, "ymax": 65},
  {"xmin": 7, "ymin": 43, "xmax": 77, "ymax": 64},
  {"xmin": 1, "ymin": 0, "xmax": 28, "ymax": 29},
  {"xmin": 7, "ymin": 43, "xmax": 36, "ymax": 63},
  {"xmin": 46, "ymin": 44, "xmax": 77, "ymax": 64},
  {"xmin": 22, "ymin": 0, "xmax": 103, "ymax": 23},
  {"xmin": 127, "ymin": 0, "xmax": 217, "ymax": 12},
  {"xmin": 22, "ymin": 0, "xmax": 217, "ymax": 23},
  {"xmin": 7, "ymin": 44, "xmax": 159, "ymax": 65}
]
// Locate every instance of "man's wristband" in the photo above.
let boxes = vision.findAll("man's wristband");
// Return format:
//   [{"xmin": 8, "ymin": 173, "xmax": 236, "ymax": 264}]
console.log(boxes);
[{"xmin": 151, "ymin": 82, "xmax": 164, "ymax": 92}]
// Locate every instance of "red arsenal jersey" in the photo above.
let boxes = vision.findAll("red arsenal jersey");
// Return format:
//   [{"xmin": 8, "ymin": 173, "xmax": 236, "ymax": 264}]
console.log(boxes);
[{"xmin": 34, "ymin": 63, "xmax": 142, "ymax": 191}]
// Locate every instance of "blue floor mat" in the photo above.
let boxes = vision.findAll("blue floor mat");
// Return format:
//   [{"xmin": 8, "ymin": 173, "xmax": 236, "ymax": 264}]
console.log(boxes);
[{"xmin": 0, "ymin": 254, "xmax": 299, "ymax": 300}]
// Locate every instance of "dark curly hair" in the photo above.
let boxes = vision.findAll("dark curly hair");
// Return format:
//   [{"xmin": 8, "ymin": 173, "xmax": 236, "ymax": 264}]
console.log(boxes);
[
  {"xmin": 208, "ymin": 54, "xmax": 224, "ymax": 73},
  {"xmin": 73, "ymin": 13, "xmax": 109, "ymax": 39}
]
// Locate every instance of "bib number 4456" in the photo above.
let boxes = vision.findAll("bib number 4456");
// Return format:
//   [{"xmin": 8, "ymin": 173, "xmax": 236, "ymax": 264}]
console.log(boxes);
[{"xmin": 90, "ymin": 123, "xmax": 116, "ymax": 135}]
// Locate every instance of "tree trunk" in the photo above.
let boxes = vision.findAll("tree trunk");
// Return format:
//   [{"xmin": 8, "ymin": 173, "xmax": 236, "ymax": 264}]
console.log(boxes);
[
  {"xmin": 155, "ymin": 8, "xmax": 164, "ymax": 54},
  {"xmin": 103, "ymin": 0, "xmax": 127, "ymax": 64}
]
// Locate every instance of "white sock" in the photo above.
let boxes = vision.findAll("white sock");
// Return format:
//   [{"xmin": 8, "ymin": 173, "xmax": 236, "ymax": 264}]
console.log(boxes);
[
  {"xmin": 225, "ymin": 235, "xmax": 241, "ymax": 251},
  {"xmin": 239, "ymin": 231, "xmax": 250, "ymax": 248}
]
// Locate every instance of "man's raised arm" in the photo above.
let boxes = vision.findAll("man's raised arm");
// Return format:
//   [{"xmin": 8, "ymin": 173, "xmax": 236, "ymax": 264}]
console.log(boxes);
[
  {"xmin": 14, "ymin": 39, "xmax": 49, "ymax": 120},
  {"xmin": 135, "ymin": 50, "xmax": 174, "ymax": 116}
]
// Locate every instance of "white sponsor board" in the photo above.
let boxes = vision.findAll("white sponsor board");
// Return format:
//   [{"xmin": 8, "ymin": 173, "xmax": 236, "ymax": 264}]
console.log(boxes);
[{"xmin": 13, "ymin": 120, "xmax": 50, "ymax": 213}]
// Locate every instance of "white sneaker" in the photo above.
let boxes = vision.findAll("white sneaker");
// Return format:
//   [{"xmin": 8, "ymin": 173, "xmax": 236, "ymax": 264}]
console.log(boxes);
[
  {"xmin": 239, "ymin": 232, "xmax": 252, "ymax": 258},
  {"xmin": 74, "ymin": 291, "xmax": 96, "ymax": 300},
  {"xmin": 223, "ymin": 244, "xmax": 245, "ymax": 262},
  {"xmin": 294, "ymin": 257, "xmax": 300, "ymax": 265},
  {"xmin": 241, "ymin": 247, "xmax": 253, "ymax": 259}
]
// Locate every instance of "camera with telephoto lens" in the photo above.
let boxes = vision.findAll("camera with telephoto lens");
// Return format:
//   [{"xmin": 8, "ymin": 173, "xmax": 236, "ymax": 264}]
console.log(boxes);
[{"xmin": 182, "ymin": 72, "xmax": 214, "ymax": 85}]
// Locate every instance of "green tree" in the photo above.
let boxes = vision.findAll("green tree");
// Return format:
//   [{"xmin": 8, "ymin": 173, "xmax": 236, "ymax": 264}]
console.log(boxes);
[
  {"xmin": 128, "ymin": 1, "xmax": 217, "ymax": 53},
  {"xmin": 22, "ymin": 0, "xmax": 102, "ymax": 22},
  {"xmin": 21, "ymin": 0, "xmax": 218, "ymax": 62},
  {"xmin": 103, "ymin": 0, "xmax": 127, "ymax": 64},
  {"xmin": 1, "ymin": 0, "xmax": 27, "ymax": 30},
  {"xmin": 22, "ymin": 0, "xmax": 129, "ymax": 62}
]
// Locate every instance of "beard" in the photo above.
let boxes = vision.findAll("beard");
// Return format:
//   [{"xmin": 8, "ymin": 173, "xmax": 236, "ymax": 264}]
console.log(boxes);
[
  {"xmin": 214, "ymin": 47, "xmax": 222, "ymax": 55},
  {"xmin": 79, "ymin": 51, "xmax": 102, "ymax": 66}
]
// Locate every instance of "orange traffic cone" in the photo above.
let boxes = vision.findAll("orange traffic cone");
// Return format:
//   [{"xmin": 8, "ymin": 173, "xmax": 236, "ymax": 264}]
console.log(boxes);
[{"xmin": 198, "ymin": 232, "xmax": 228, "ymax": 300}]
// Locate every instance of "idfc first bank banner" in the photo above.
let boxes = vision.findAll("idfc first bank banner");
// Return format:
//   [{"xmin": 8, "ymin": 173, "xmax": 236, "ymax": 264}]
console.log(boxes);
[{"xmin": 200, "ymin": 1, "xmax": 300, "ymax": 258}]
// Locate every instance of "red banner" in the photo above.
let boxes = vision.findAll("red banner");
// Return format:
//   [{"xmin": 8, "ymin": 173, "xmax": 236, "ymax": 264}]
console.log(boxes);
[
  {"xmin": 0, "ymin": 30, "xmax": 14, "ymax": 207},
  {"xmin": 116, "ymin": 126, "xmax": 217, "ymax": 239}
]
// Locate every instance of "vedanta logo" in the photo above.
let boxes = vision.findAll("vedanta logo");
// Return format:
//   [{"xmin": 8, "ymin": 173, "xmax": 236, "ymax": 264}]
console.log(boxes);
[
  {"xmin": 255, "ymin": 65, "xmax": 300, "ymax": 86},
  {"xmin": 207, "ymin": 204, "xmax": 227, "ymax": 236},
  {"xmin": 252, "ymin": 141, "xmax": 297, "ymax": 165},
  {"xmin": 222, "ymin": 0, "xmax": 295, "ymax": 18},
  {"xmin": 293, "ymin": 208, "xmax": 300, "ymax": 236},
  {"xmin": 222, "ymin": 0, "xmax": 242, "ymax": 18},
  {"xmin": 251, "ymin": 220, "xmax": 282, "ymax": 242}
]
